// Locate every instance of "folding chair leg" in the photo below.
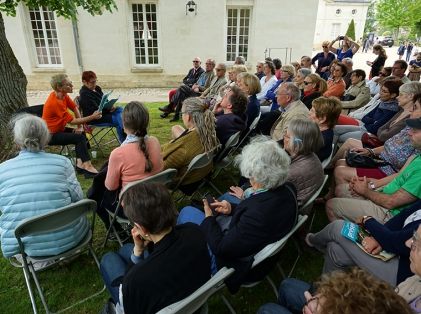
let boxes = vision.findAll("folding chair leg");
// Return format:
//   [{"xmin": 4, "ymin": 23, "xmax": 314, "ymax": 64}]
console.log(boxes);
[
  {"xmin": 220, "ymin": 294, "xmax": 236, "ymax": 314},
  {"xmin": 288, "ymin": 239, "xmax": 303, "ymax": 278},
  {"xmin": 265, "ymin": 275, "xmax": 279, "ymax": 298},
  {"xmin": 277, "ymin": 262, "xmax": 287, "ymax": 279},
  {"xmin": 22, "ymin": 266, "xmax": 38, "ymax": 314},
  {"xmin": 29, "ymin": 264, "xmax": 51, "ymax": 313},
  {"xmin": 207, "ymin": 181, "xmax": 223, "ymax": 196}
]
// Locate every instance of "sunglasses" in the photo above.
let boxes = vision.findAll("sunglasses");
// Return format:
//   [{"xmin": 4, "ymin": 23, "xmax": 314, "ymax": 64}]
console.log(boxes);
[
  {"xmin": 322, "ymin": 46, "xmax": 328, "ymax": 48},
  {"xmin": 304, "ymin": 81, "xmax": 313, "ymax": 85}
]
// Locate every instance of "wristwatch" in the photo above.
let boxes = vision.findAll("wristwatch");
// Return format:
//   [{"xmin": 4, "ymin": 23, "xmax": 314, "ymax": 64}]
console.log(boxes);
[
  {"xmin": 368, "ymin": 181, "xmax": 376, "ymax": 190},
  {"xmin": 362, "ymin": 215, "xmax": 373, "ymax": 224}
]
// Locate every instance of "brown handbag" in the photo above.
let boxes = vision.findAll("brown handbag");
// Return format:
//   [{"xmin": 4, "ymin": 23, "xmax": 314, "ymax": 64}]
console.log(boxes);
[{"xmin": 361, "ymin": 132, "xmax": 384, "ymax": 148}]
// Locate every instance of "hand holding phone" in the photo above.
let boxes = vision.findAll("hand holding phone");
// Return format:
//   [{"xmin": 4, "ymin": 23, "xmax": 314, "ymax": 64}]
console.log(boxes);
[{"xmin": 205, "ymin": 195, "xmax": 219, "ymax": 216}]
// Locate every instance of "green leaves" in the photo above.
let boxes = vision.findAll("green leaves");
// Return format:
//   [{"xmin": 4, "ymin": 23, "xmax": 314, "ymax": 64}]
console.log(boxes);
[
  {"xmin": 0, "ymin": 0, "xmax": 117, "ymax": 19},
  {"xmin": 375, "ymin": 0, "xmax": 420, "ymax": 34}
]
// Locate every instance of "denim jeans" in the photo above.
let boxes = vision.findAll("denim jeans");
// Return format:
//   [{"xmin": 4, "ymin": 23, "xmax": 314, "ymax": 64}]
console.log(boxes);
[
  {"xmin": 257, "ymin": 278, "xmax": 310, "ymax": 314},
  {"xmin": 100, "ymin": 243, "xmax": 134, "ymax": 303},
  {"xmin": 91, "ymin": 107, "xmax": 125, "ymax": 143}
]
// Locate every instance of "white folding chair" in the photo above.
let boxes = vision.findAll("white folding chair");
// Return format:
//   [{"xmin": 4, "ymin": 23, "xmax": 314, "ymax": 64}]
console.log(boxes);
[
  {"xmin": 171, "ymin": 149, "xmax": 217, "ymax": 201},
  {"xmin": 13, "ymin": 199, "xmax": 105, "ymax": 314},
  {"xmin": 301, "ymin": 175, "xmax": 329, "ymax": 231},
  {"xmin": 230, "ymin": 112, "xmax": 261, "ymax": 156},
  {"xmin": 103, "ymin": 168, "xmax": 178, "ymax": 248},
  {"xmin": 321, "ymin": 144, "xmax": 335, "ymax": 169},
  {"xmin": 156, "ymin": 267, "xmax": 235, "ymax": 314},
  {"xmin": 221, "ymin": 215, "xmax": 308, "ymax": 313},
  {"xmin": 207, "ymin": 132, "xmax": 241, "ymax": 194}
]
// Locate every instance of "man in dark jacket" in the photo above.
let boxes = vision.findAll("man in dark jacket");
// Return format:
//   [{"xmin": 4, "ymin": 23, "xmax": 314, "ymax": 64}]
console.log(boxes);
[{"xmin": 214, "ymin": 85, "xmax": 248, "ymax": 146}]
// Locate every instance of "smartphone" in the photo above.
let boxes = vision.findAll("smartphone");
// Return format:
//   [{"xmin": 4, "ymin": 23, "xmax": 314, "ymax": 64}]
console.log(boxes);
[{"xmin": 206, "ymin": 195, "xmax": 219, "ymax": 216}]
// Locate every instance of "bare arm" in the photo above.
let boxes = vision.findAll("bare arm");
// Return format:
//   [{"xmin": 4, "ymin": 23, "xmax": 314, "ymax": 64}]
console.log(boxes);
[{"xmin": 328, "ymin": 38, "xmax": 338, "ymax": 54}]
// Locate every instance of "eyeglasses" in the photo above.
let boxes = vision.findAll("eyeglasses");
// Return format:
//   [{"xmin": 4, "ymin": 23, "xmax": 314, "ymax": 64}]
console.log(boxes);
[
  {"xmin": 410, "ymin": 231, "xmax": 421, "ymax": 251},
  {"xmin": 322, "ymin": 46, "xmax": 328, "ymax": 48},
  {"xmin": 88, "ymin": 79, "xmax": 97, "ymax": 84},
  {"xmin": 304, "ymin": 81, "xmax": 313, "ymax": 85}
]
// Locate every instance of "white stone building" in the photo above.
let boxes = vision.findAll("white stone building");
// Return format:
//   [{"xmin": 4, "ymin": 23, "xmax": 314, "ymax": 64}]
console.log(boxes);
[
  {"xmin": 313, "ymin": 0, "xmax": 370, "ymax": 48},
  {"xmin": 4, "ymin": 0, "xmax": 319, "ymax": 90}
]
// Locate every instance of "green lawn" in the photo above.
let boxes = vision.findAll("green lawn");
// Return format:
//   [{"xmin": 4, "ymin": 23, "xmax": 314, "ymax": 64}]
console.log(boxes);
[{"xmin": 0, "ymin": 102, "xmax": 326, "ymax": 313}]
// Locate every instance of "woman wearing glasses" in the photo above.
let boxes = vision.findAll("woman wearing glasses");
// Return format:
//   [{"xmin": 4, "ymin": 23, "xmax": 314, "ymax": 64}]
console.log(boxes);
[
  {"xmin": 311, "ymin": 41, "xmax": 336, "ymax": 79},
  {"xmin": 301, "ymin": 74, "xmax": 328, "ymax": 109}
]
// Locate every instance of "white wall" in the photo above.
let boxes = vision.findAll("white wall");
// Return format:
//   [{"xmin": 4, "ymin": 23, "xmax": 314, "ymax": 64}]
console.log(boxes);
[
  {"xmin": 4, "ymin": 0, "xmax": 318, "ymax": 90},
  {"xmin": 314, "ymin": 0, "xmax": 369, "ymax": 49}
]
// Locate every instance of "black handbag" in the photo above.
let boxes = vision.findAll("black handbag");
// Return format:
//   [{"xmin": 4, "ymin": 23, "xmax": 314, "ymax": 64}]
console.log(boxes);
[{"xmin": 345, "ymin": 150, "xmax": 390, "ymax": 168}]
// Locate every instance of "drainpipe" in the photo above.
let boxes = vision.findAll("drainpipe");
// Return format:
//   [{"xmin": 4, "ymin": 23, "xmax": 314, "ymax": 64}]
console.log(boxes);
[{"xmin": 72, "ymin": 18, "xmax": 83, "ymax": 73}]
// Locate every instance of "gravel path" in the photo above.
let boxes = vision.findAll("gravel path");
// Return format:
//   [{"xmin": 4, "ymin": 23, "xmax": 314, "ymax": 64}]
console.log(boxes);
[{"xmin": 27, "ymin": 88, "xmax": 169, "ymax": 106}]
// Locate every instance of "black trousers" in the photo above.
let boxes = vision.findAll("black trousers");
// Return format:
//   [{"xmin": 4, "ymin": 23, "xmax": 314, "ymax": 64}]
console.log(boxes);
[
  {"xmin": 171, "ymin": 85, "xmax": 201, "ymax": 114},
  {"xmin": 49, "ymin": 128, "xmax": 91, "ymax": 162},
  {"xmin": 255, "ymin": 111, "xmax": 282, "ymax": 136}
]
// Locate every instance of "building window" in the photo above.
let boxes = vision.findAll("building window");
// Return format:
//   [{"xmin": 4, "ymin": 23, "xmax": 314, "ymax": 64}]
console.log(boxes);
[
  {"xmin": 28, "ymin": 7, "xmax": 62, "ymax": 66},
  {"xmin": 226, "ymin": 8, "xmax": 250, "ymax": 62},
  {"xmin": 331, "ymin": 23, "xmax": 341, "ymax": 38},
  {"xmin": 132, "ymin": 3, "xmax": 159, "ymax": 65},
  {"xmin": 336, "ymin": 9, "xmax": 341, "ymax": 15}
]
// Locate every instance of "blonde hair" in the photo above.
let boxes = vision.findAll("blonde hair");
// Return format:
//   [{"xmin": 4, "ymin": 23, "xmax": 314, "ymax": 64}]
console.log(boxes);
[
  {"xmin": 311, "ymin": 96, "xmax": 342, "ymax": 129},
  {"xmin": 307, "ymin": 73, "xmax": 328, "ymax": 94},
  {"xmin": 237, "ymin": 72, "xmax": 261, "ymax": 95},
  {"xmin": 317, "ymin": 268, "xmax": 412, "ymax": 314},
  {"xmin": 182, "ymin": 97, "xmax": 220, "ymax": 152}
]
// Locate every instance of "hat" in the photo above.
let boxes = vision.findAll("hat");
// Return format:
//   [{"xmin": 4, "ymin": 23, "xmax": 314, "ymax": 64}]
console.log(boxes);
[{"xmin": 406, "ymin": 118, "xmax": 421, "ymax": 129}]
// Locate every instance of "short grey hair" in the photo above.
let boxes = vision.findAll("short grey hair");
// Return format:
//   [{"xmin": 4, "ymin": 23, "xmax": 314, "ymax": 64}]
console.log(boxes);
[
  {"xmin": 286, "ymin": 119, "xmax": 323, "ymax": 156},
  {"xmin": 298, "ymin": 68, "xmax": 312, "ymax": 78},
  {"xmin": 11, "ymin": 114, "xmax": 50, "ymax": 152},
  {"xmin": 50, "ymin": 74, "xmax": 68, "ymax": 91},
  {"xmin": 235, "ymin": 56, "xmax": 246, "ymax": 64},
  {"xmin": 400, "ymin": 81, "xmax": 421, "ymax": 95},
  {"xmin": 282, "ymin": 82, "xmax": 301, "ymax": 101},
  {"xmin": 235, "ymin": 135, "xmax": 290, "ymax": 189},
  {"xmin": 342, "ymin": 57, "xmax": 353, "ymax": 66}
]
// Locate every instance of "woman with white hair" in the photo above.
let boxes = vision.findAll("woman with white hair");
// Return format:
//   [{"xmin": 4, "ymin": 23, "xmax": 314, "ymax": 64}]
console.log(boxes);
[
  {"xmin": 0, "ymin": 114, "xmax": 89, "ymax": 259},
  {"xmin": 178, "ymin": 136, "xmax": 298, "ymax": 292},
  {"xmin": 283, "ymin": 119, "xmax": 324, "ymax": 209}
]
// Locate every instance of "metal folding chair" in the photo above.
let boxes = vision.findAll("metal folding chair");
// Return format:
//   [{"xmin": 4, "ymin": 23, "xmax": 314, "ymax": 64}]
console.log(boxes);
[
  {"xmin": 221, "ymin": 215, "xmax": 308, "ymax": 313},
  {"xmin": 13, "ymin": 199, "xmax": 104, "ymax": 314},
  {"xmin": 102, "ymin": 169, "xmax": 178, "ymax": 248},
  {"xmin": 156, "ymin": 267, "xmax": 235, "ymax": 314}
]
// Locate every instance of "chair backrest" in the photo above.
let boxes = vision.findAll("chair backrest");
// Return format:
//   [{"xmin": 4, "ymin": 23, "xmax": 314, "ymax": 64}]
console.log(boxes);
[
  {"xmin": 156, "ymin": 267, "xmax": 235, "ymax": 314},
  {"xmin": 16, "ymin": 104, "xmax": 44, "ymax": 118},
  {"xmin": 232, "ymin": 112, "xmax": 262, "ymax": 155},
  {"xmin": 174, "ymin": 150, "xmax": 216, "ymax": 189},
  {"xmin": 251, "ymin": 214, "xmax": 308, "ymax": 268},
  {"xmin": 119, "ymin": 168, "xmax": 178, "ymax": 201},
  {"xmin": 321, "ymin": 144, "xmax": 335, "ymax": 169},
  {"xmin": 214, "ymin": 131, "xmax": 241, "ymax": 163},
  {"xmin": 301, "ymin": 175, "xmax": 329, "ymax": 211},
  {"xmin": 14, "ymin": 199, "xmax": 96, "ymax": 254}
]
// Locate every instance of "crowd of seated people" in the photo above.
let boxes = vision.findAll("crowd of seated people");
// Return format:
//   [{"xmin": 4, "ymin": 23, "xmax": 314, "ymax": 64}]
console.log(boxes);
[{"xmin": 4, "ymin": 42, "xmax": 421, "ymax": 314}]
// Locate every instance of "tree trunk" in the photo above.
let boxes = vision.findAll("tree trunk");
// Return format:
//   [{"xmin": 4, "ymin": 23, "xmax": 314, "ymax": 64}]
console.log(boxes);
[{"xmin": 0, "ymin": 12, "xmax": 28, "ymax": 162}]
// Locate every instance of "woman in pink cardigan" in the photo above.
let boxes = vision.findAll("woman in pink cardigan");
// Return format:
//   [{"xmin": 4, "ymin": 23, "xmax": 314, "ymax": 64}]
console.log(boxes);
[{"xmin": 96, "ymin": 101, "xmax": 164, "ymax": 229}]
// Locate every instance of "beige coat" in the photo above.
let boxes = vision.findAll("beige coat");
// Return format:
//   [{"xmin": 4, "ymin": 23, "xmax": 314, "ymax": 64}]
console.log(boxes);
[
  {"xmin": 341, "ymin": 80, "xmax": 371, "ymax": 110},
  {"xmin": 270, "ymin": 100, "xmax": 309, "ymax": 141}
]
